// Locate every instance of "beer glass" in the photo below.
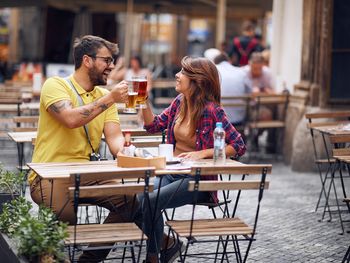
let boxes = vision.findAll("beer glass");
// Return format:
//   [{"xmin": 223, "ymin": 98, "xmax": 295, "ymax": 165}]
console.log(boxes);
[
  {"xmin": 123, "ymin": 82, "xmax": 138, "ymax": 113},
  {"xmin": 133, "ymin": 75, "xmax": 147, "ymax": 109}
]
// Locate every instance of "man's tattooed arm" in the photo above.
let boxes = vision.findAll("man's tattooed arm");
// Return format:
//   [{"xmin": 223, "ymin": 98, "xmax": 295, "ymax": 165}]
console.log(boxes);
[
  {"xmin": 79, "ymin": 99, "xmax": 110, "ymax": 118},
  {"xmin": 47, "ymin": 97, "xmax": 113, "ymax": 128},
  {"xmin": 48, "ymin": 100, "xmax": 73, "ymax": 114}
]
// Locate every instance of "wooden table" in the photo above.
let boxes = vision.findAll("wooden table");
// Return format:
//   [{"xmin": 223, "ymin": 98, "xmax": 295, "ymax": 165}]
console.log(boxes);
[
  {"xmin": 7, "ymin": 131, "xmax": 37, "ymax": 143},
  {"xmin": 7, "ymin": 131, "xmax": 37, "ymax": 170},
  {"xmin": 313, "ymin": 124, "xmax": 350, "ymax": 136},
  {"xmin": 27, "ymin": 159, "xmax": 244, "ymax": 180}
]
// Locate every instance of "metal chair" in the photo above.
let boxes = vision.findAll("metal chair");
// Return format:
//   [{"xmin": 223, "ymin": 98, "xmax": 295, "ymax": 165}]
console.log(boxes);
[
  {"xmin": 305, "ymin": 111, "xmax": 350, "ymax": 214},
  {"xmin": 165, "ymin": 164, "xmax": 272, "ymax": 262},
  {"xmin": 247, "ymin": 93, "xmax": 289, "ymax": 160},
  {"xmin": 65, "ymin": 167, "xmax": 155, "ymax": 262}
]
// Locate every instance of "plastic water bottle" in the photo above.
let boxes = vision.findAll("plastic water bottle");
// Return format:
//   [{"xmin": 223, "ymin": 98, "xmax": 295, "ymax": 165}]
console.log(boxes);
[{"xmin": 213, "ymin": 122, "xmax": 226, "ymax": 164}]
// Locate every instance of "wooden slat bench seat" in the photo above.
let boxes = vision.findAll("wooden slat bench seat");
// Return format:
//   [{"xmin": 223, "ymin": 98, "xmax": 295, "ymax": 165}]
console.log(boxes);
[
  {"xmin": 66, "ymin": 223, "xmax": 146, "ymax": 244},
  {"xmin": 166, "ymin": 217, "xmax": 253, "ymax": 237}
]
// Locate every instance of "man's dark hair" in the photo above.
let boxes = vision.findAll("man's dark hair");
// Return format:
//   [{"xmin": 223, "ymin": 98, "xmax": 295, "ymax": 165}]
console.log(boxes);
[
  {"xmin": 213, "ymin": 52, "xmax": 230, "ymax": 65},
  {"xmin": 73, "ymin": 35, "xmax": 119, "ymax": 69}
]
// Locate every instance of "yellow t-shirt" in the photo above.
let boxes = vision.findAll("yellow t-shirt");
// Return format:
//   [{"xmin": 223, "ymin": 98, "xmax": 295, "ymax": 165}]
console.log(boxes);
[{"xmin": 29, "ymin": 76, "xmax": 119, "ymax": 184}]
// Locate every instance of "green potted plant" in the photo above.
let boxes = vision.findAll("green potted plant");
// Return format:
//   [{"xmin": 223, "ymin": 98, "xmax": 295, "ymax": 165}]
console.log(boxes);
[
  {"xmin": 0, "ymin": 197, "xmax": 69, "ymax": 262},
  {"xmin": 0, "ymin": 164, "xmax": 26, "ymax": 213},
  {"xmin": 14, "ymin": 206, "xmax": 69, "ymax": 262}
]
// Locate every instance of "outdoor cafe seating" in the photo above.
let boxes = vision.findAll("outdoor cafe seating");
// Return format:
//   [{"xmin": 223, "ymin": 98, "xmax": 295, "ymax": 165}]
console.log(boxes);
[
  {"xmin": 27, "ymin": 157, "xmax": 272, "ymax": 262},
  {"xmin": 305, "ymin": 111, "xmax": 350, "ymax": 233},
  {"xmin": 165, "ymin": 163, "xmax": 271, "ymax": 262},
  {"xmin": 66, "ymin": 166, "xmax": 155, "ymax": 262}
]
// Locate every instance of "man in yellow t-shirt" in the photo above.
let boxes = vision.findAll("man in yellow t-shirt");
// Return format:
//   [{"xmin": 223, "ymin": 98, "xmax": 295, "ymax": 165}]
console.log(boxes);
[{"xmin": 30, "ymin": 35, "xmax": 131, "ymax": 262}]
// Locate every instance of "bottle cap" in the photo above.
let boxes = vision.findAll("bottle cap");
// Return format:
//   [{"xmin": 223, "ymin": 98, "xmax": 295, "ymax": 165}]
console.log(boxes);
[{"xmin": 216, "ymin": 122, "xmax": 223, "ymax": 128}]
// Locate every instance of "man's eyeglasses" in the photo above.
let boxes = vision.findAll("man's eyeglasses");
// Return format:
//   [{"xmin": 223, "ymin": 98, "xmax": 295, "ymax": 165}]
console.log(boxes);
[{"xmin": 89, "ymin": 55, "xmax": 115, "ymax": 66}]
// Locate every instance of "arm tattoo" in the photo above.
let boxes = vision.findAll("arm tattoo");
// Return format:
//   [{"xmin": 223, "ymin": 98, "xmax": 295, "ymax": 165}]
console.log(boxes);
[
  {"xmin": 49, "ymin": 100, "xmax": 72, "ymax": 114},
  {"xmin": 79, "ymin": 99, "xmax": 109, "ymax": 118},
  {"xmin": 80, "ymin": 109, "xmax": 93, "ymax": 118},
  {"xmin": 99, "ymin": 103, "xmax": 108, "ymax": 111}
]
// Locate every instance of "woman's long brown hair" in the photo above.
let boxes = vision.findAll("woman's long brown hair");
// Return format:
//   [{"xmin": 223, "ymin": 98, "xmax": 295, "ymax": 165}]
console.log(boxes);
[{"xmin": 177, "ymin": 56, "xmax": 221, "ymax": 136}]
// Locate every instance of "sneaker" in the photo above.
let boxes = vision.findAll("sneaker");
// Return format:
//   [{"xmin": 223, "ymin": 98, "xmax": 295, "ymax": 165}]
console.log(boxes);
[{"xmin": 160, "ymin": 240, "xmax": 185, "ymax": 263}]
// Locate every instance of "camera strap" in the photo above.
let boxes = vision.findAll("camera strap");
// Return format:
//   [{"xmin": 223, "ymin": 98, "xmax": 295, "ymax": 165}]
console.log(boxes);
[{"xmin": 64, "ymin": 77, "xmax": 97, "ymax": 155}]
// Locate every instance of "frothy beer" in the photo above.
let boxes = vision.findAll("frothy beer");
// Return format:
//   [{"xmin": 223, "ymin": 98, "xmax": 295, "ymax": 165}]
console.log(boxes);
[
  {"xmin": 132, "ymin": 79, "xmax": 147, "ymax": 101},
  {"xmin": 127, "ymin": 92, "xmax": 138, "ymax": 109}
]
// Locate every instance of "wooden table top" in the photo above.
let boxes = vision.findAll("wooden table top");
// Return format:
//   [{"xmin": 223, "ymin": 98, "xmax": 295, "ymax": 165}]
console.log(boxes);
[
  {"xmin": 27, "ymin": 159, "xmax": 245, "ymax": 180},
  {"xmin": 7, "ymin": 131, "xmax": 37, "ymax": 143},
  {"xmin": 313, "ymin": 124, "xmax": 350, "ymax": 135}
]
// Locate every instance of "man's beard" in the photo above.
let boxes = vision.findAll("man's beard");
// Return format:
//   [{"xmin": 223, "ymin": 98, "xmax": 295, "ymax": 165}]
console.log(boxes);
[{"xmin": 88, "ymin": 66, "xmax": 107, "ymax": 86}]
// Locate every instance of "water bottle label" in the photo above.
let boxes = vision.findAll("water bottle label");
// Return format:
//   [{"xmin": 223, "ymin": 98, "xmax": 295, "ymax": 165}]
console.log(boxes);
[{"xmin": 214, "ymin": 140, "xmax": 224, "ymax": 148}]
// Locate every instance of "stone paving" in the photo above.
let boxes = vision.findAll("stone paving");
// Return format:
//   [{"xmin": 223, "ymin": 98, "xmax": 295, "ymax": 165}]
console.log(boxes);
[{"xmin": 1, "ymin": 139, "xmax": 349, "ymax": 262}]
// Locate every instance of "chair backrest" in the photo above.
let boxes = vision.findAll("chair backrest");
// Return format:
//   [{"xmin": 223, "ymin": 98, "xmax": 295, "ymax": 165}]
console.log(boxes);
[
  {"xmin": 12, "ymin": 116, "xmax": 38, "ymax": 132},
  {"xmin": 221, "ymin": 95, "xmax": 251, "ymax": 127},
  {"xmin": 305, "ymin": 111, "xmax": 350, "ymax": 161},
  {"xmin": 68, "ymin": 167, "xmax": 156, "ymax": 220},
  {"xmin": 186, "ymin": 163, "xmax": 272, "ymax": 240},
  {"xmin": 188, "ymin": 164, "xmax": 271, "ymax": 202},
  {"xmin": 252, "ymin": 93, "xmax": 289, "ymax": 122},
  {"xmin": 69, "ymin": 166, "xmax": 156, "ymax": 184},
  {"xmin": 305, "ymin": 111, "xmax": 350, "ymax": 129},
  {"xmin": 329, "ymin": 134, "xmax": 350, "ymax": 157}
]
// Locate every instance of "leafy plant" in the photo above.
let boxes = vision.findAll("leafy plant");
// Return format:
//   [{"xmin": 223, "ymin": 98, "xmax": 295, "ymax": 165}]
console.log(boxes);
[
  {"xmin": 14, "ymin": 206, "xmax": 69, "ymax": 262},
  {"xmin": 0, "ymin": 164, "xmax": 26, "ymax": 196},
  {"xmin": 0, "ymin": 196, "xmax": 32, "ymax": 236},
  {"xmin": 0, "ymin": 198, "xmax": 69, "ymax": 262}
]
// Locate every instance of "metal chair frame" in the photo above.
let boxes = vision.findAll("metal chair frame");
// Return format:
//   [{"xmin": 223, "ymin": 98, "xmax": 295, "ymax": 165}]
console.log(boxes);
[
  {"xmin": 165, "ymin": 164, "xmax": 271, "ymax": 263},
  {"xmin": 66, "ymin": 167, "xmax": 155, "ymax": 262}
]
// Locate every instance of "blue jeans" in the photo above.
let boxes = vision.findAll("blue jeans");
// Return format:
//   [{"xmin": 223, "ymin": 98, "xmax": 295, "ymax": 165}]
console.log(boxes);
[{"xmin": 138, "ymin": 174, "xmax": 210, "ymax": 254}]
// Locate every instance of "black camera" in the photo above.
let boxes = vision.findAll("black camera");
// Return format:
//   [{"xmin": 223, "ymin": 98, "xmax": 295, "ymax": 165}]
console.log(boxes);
[{"xmin": 89, "ymin": 152, "xmax": 101, "ymax": 161}]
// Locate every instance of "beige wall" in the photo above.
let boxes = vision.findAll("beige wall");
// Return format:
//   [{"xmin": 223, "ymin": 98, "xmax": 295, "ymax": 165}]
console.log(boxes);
[{"xmin": 270, "ymin": 0, "xmax": 303, "ymax": 92}]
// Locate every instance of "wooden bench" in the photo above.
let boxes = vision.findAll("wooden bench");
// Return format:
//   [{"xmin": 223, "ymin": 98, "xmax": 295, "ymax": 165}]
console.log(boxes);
[{"xmin": 247, "ymin": 93, "xmax": 289, "ymax": 158}]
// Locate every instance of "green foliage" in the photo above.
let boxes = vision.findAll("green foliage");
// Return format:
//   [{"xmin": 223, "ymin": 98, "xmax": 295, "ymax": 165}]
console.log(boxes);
[
  {"xmin": 14, "ymin": 206, "xmax": 69, "ymax": 261},
  {"xmin": 0, "ymin": 197, "xmax": 32, "ymax": 236},
  {"xmin": 0, "ymin": 198, "xmax": 68, "ymax": 261},
  {"xmin": 0, "ymin": 164, "xmax": 26, "ymax": 195}
]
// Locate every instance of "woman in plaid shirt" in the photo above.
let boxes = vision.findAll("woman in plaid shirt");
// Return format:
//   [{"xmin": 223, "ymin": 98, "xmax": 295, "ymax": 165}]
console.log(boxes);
[{"xmin": 140, "ymin": 56, "xmax": 246, "ymax": 263}]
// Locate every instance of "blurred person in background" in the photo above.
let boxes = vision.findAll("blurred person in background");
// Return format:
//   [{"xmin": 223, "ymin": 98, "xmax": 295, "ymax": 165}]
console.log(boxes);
[
  {"xmin": 107, "ymin": 56, "xmax": 127, "ymax": 84},
  {"xmin": 229, "ymin": 20, "xmax": 264, "ymax": 67},
  {"xmin": 125, "ymin": 55, "xmax": 152, "ymax": 92},
  {"xmin": 242, "ymin": 52, "xmax": 277, "ymax": 153},
  {"xmin": 204, "ymin": 48, "xmax": 251, "ymax": 135},
  {"xmin": 242, "ymin": 52, "xmax": 274, "ymax": 95}
]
